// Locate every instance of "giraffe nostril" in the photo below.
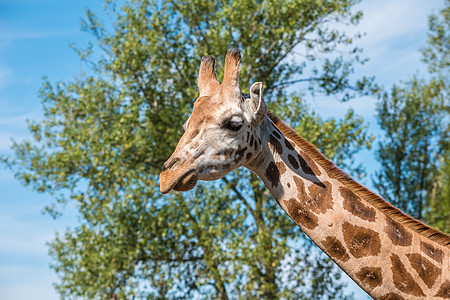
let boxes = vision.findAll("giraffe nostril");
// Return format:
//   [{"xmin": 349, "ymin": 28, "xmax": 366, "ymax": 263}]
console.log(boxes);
[{"xmin": 162, "ymin": 157, "xmax": 180, "ymax": 172}]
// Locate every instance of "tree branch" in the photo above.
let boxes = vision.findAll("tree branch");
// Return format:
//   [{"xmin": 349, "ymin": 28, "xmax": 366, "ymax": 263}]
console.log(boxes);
[
  {"xmin": 221, "ymin": 176, "xmax": 257, "ymax": 221},
  {"xmin": 138, "ymin": 253, "xmax": 204, "ymax": 263}
]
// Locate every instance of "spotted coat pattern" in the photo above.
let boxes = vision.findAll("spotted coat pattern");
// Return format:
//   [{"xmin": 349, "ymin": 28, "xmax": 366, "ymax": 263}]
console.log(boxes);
[{"xmin": 249, "ymin": 121, "xmax": 450, "ymax": 300}]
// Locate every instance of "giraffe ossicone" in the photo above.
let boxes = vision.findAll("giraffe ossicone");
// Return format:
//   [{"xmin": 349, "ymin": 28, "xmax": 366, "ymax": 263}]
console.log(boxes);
[{"xmin": 159, "ymin": 48, "xmax": 450, "ymax": 299}]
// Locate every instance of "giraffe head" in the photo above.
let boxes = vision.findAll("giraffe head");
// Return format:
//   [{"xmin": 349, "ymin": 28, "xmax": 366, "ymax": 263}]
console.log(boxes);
[{"xmin": 160, "ymin": 48, "xmax": 267, "ymax": 194}]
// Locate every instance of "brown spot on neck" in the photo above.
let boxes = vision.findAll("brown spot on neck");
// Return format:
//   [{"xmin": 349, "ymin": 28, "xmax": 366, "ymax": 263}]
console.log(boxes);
[
  {"xmin": 340, "ymin": 187, "xmax": 376, "ymax": 222},
  {"xmin": 380, "ymin": 293, "xmax": 405, "ymax": 300},
  {"xmin": 282, "ymin": 198, "xmax": 318, "ymax": 230},
  {"xmin": 269, "ymin": 134, "xmax": 283, "ymax": 155},
  {"xmin": 385, "ymin": 218, "xmax": 412, "ymax": 247},
  {"xmin": 293, "ymin": 176, "xmax": 333, "ymax": 214},
  {"xmin": 276, "ymin": 161, "xmax": 286, "ymax": 175},
  {"xmin": 406, "ymin": 253, "xmax": 441, "ymax": 289},
  {"xmin": 355, "ymin": 267, "xmax": 383, "ymax": 289},
  {"xmin": 390, "ymin": 254, "xmax": 425, "ymax": 296},
  {"xmin": 321, "ymin": 236, "xmax": 350, "ymax": 262},
  {"xmin": 284, "ymin": 138, "xmax": 295, "ymax": 150},
  {"xmin": 265, "ymin": 161, "xmax": 281, "ymax": 188},
  {"xmin": 272, "ymin": 128, "xmax": 281, "ymax": 139},
  {"xmin": 297, "ymin": 154, "xmax": 321, "ymax": 176},
  {"xmin": 300, "ymin": 152, "xmax": 322, "ymax": 176},
  {"xmin": 342, "ymin": 222, "xmax": 381, "ymax": 258},
  {"xmin": 435, "ymin": 280, "xmax": 450, "ymax": 298},
  {"xmin": 307, "ymin": 180, "xmax": 333, "ymax": 214},
  {"xmin": 287, "ymin": 154, "xmax": 299, "ymax": 170},
  {"xmin": 420, "ymin": 241, "xmax": 444, "ymax": 264}
]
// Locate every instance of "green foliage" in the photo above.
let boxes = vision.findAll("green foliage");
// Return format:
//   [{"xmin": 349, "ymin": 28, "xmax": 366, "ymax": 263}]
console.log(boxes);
[
  {"xmin": 423, "ymin": 10, "xmax": 450, "ymax": 232},
  {"xmin": 2, "ymin": 0, "xmax": 375, "ymax": 298},
  {"xmin": 425, "ymin": 153, "xmax": 450, "ymax": 233},
  {"xmin": 421, "ymin": 0, "xmax": 450, "ymax": 75},
  {"xmin": 374, "ymin": 77, "xmax": 447, "ymax": 221},
  {"xmin": 375, "ymin": 1, "xmax": 449, "ymax": 232}
]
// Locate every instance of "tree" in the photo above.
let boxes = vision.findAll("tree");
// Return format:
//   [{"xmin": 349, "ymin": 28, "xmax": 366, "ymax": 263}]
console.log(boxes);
[
  {"xmin": 374, "ymin": 1, "xmax": 449, "ymax": 231},
  {"xmin": 2, "ymin": 0, "xmax": 375, "ymax": 298},
  {"xmin": 374, "ymin": 76, "xmax": 447, "ymax": 220},
  {"xmin": 421, "ymin": 0, "xmax": 450, "ymax": 76},
  {"xmin": 426, "ymin": 151, "xmax": 450, "ymax": 233},
  {"xmin": 421, "ymin": 0, "xmax": 450, "ymax": 232}
]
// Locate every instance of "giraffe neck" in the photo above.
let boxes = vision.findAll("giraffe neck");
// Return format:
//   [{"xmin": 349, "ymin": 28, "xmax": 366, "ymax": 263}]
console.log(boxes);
[{"xmin": 245, "ymin": 116, "xmax": 450, "ymax": 299}]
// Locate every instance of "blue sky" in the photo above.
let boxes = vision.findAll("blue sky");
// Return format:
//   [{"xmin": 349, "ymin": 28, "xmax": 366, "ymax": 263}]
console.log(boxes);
[{"xmin": 0, "ymin": 0, "xmax": 445, "ymax": 299}]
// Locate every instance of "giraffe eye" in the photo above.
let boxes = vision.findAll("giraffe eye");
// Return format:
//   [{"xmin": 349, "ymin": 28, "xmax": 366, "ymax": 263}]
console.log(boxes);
[{"xmin": 224, "ymin": 120, "xmax": 243, "ymax": 132}]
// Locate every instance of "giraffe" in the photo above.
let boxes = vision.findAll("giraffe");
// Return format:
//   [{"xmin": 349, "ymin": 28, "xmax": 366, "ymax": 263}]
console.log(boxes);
[{"xmin": 159, "ymin": 48, "xmax": 450, "ymax": 299}]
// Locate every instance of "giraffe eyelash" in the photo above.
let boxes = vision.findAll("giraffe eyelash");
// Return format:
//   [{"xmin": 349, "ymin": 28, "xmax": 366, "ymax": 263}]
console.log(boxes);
[{"xmin": 182, "ymin": 116, "xmax": 191, "ymax": 132}]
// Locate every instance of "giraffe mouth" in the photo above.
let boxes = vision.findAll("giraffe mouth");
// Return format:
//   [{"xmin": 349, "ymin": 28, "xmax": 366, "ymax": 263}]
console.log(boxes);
[
  {"xmin": 173, "ymin": 170, "xmax": 198, "ymax": 192},
  {"xmin": 160, "ymin": 168, "xmax": 198, "ymax": 194}
]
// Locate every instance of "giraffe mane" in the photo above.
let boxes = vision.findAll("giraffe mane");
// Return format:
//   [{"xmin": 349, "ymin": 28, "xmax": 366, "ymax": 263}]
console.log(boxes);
[{"xmin": 267, "ymin": 112, "xmax": 450, "ymax": 247}]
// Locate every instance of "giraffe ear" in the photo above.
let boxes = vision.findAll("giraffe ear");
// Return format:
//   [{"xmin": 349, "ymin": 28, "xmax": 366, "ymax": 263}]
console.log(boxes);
[{"xmin": 249, "ymin": 82, "xmax": 267, "ymax": 125}]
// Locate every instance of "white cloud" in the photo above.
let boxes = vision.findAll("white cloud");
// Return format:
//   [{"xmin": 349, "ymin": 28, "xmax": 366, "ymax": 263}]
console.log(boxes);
[
  {"xmin": 357, "ymin": 1, "xmax": 434, "ymax": 45},
  {"xmin": 303, "ymin": 0, "xmax": 443, "ymax": 127},
  {"xmin": 353, "ymin": 0, "xmax": 443, "ymax": 86}
]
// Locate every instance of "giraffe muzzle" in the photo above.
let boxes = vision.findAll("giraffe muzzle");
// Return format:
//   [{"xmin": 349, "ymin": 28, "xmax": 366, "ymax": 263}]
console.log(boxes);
[
  {"xmin": 173, "ymin": 170, "xmax": 198, "ymax": 192},
  {"xmin": 160, "ymin": 162, "xmax": 198, "ymax": 194}
]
